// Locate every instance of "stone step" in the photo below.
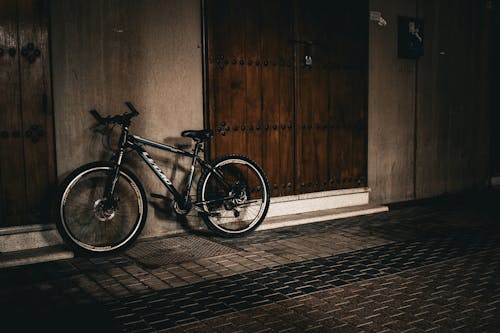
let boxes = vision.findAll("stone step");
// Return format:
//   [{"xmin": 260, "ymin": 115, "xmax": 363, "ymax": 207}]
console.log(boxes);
[
  {"xmin": 0, "ymin": 187, "xmax": 387, "ymax": 267},
  {"xmin": 0, "ymin": 224, "xmax": 64, "ymax": 252},
  {"xmin": 260, "ymin": 203, "xmax": 389, "ymax": 231},
  {"xmin": 0, "ymin": 245, "xmax": 73, "ymax": 269},
  {"xmin": 267, "ymin": 187, "xmax": 371, "ymax": 217},
  {"xmin": 0, "ymin": 204, "xmax": 387, "ymax": 268}
]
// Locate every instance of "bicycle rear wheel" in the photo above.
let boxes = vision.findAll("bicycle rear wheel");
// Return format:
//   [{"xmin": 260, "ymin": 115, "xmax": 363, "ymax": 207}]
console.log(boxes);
[
  {"xmin": 57, "ymin": 161, "xmax": 147, "ymax": 254},
  {"xmin": 197, "ymin": 154, "xmax": 270, "ymax": 237}
]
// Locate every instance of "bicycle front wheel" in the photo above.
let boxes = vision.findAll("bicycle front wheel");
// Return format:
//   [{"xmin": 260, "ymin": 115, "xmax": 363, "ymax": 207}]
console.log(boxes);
[
  {"xmin": 57, "ymin": 162, "xmax": 147, "ymax": 254},
  {"xmin": 197, "ymin": 154, "xmax": 270, "ymax": 237}
]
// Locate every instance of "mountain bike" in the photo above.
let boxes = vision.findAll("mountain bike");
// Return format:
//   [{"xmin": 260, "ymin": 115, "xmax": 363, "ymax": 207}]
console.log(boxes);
[{"xmin": 56, "ymin": 102, "xmax": 270, "ymax": 254}]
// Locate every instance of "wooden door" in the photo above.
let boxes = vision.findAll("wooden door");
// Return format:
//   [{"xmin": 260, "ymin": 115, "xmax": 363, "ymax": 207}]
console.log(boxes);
[
  {"xmin": 0, "ymin": 0, "xmax": 55, "ymax": 227},
  {"xmin": 206, "ymin": 0, "xmax": 295, "ymax": 197},
  {"xmin": 294, "ymin": 1, "xmax": 368, "ymax": 193},
  {"xmin": 205, "ymin": 0, "xmax": 367, "ymax": 197}
]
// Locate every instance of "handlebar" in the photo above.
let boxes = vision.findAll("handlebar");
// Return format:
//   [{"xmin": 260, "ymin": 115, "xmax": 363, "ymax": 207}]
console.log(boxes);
[{"xmin": 90, "ymin": 101, "xmax": 139, "ymax": 126}]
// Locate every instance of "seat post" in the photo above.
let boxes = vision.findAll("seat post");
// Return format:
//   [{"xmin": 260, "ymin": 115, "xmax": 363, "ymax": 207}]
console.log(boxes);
[
  {"xmin": 182, "ymin": 140, "xmax": 202, "ymax": 201},
  {"xmin": 193, "ymin": 140, "xmax": 201, "ymax": 157}
]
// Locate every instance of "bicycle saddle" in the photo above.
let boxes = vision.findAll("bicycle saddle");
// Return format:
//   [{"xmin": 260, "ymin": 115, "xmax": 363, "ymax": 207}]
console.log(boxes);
[{"xmin": 181, "ymin": 129, "xmax": 214, "ymax": 142}]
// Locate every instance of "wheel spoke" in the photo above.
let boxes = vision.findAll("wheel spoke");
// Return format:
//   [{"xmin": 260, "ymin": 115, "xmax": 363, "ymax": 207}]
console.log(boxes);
[{"xmin": 198, "ymin": 156, "xmax": 269, "ymax": 236}]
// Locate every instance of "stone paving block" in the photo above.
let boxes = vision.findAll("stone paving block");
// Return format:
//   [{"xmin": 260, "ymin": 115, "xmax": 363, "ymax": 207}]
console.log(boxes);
[{"xmin": 1, "ymin": 191, "xmax": 500, "ymax": 332}]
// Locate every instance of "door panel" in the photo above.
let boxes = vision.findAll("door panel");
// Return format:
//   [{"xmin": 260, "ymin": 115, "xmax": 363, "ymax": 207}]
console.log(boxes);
[
  {"xmin": 18, "ymin": 0, "xmax": 55, "ymax": 225},
  {"xmin": 242, "ymin": 2, "xmax": 262, "ymax": 169},
  {"xmin": 205, "ymin": 0, "xmax": 368, "ymax": 197},
  {"xmin": 208, "ymin": 0, "xmax": 248, "ymax": 158},
  {"xmin": 0, "ymin": 0, "xmax": 27, "ymax": 226},
  {"xmin": 294, "ymin": 0, "xmax": 331, "ymax": 193},
  {"xmin": 207, "ymin": 0, "xmax": 295, "ymax": 197},
  {"xmin": 260, "ymin": 0, "xmax": 294, "ymax": 196},
  {"xmin": 295, "ymin": 0, "xmax": 368, "ymax": 193},
  {"xmin": 0, "ymin": 0, "xmax": 55, "ymax": 227}
]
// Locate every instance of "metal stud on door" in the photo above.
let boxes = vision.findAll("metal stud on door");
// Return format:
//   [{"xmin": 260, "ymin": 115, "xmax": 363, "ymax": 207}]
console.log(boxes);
[
  {"xmin": 25, "ymin": 124, "xmax": 44, "ymax": 143},
  {"xmin": 20, "ymin": 42, "xmax": 41, "ymax": 63}
]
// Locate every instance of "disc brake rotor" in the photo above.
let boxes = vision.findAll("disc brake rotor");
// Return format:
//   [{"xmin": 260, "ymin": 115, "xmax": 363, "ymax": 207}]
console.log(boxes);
[{"xmin": 94, "ymin": 198, "xmax": 116, "ymax": 222}]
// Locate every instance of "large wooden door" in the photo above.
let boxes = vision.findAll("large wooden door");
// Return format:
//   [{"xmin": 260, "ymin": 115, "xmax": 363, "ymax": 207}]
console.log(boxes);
[
  {"xmin": 0, "ymin": 0, "xmax": 55, "ymax": 227},
  {"xmin": 205, "ymin": 0, "xmax": 367, "ymax": 197}
]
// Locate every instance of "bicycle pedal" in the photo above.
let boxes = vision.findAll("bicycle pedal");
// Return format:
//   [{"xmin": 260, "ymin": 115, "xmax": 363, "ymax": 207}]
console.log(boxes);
[{"xmin": 151, "ymin": 193, "xmax": 168, "ymax": 200}]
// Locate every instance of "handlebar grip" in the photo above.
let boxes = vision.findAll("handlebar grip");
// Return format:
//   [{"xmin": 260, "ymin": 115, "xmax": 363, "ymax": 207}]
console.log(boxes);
[
  {"xmin": 125, "ymin": 101, "xmax": 139, "ymax": 116},
  {"xmin": 90, "ymin": 109, "xmax": 104, "ymax": 124}
]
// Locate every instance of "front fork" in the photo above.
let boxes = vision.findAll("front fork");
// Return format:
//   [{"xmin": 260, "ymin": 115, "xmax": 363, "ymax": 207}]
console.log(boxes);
[{"xmin": 103, "ymin": 127, "xmax": 128, "ymax": 209}]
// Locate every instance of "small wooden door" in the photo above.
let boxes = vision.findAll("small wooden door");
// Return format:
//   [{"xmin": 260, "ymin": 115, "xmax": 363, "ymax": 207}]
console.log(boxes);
[
  {"xmin": 0, "ymin": 0, "xmax": 55, "ymax": 227},
  {"xmin": 205, "ymin": 0, "xmax": 367, "ymax": 197}
]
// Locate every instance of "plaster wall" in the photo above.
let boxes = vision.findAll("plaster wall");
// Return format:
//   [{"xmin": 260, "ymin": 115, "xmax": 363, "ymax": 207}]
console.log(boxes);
[
  {"xmin": 368, "ymin": 0, "xmax": 492, "ymax": 203},
  {"xmin": 51, "ymin": 0, "xmax": 204, "ymax": 235},
  {"xmin": 50, "ymin": 0, "xmax": 494, "ymax": 237},
  {"xmin": 368, "ymin": 0, "xmax": 417, "ymax": 203},
  {"xmin": 415, "ymin": 0, "xmax": 491, "ymax": 197}
]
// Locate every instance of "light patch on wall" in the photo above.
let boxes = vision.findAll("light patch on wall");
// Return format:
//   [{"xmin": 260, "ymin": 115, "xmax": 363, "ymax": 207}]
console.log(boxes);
[{"xmin": 369, "ymin": 11, "xmax": 387, "ymax": 26}]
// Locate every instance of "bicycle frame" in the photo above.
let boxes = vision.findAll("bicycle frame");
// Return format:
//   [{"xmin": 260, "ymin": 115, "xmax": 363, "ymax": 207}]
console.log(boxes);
[
  {"xmin": 127, "ymin": 134, "xmax": 204, "ymax": 204},
  {"xmin": 103, "ymin": 124, "xmax": 227, "ymax": 213}
]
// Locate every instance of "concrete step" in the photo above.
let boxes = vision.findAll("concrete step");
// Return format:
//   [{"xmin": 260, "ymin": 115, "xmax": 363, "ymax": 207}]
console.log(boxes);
[
  {"xmin": 267, "ymin": 187, "xmax": 371, "ymax": 217},
  {"xmin": 0, "ymin": 245, "xmax": 73, "ymax": 269},
  {"xmin": 260, "ymin": 203, "xmax": 389, "ymax": 231},
  {"xmin": 0, "ymin": 188, "xmax": 387, "ymax": 268},
  {"xmin": 0, "ymin": 224, "xmax": 64, "ymax": 252},
  {"xmin": 0, "ymin": 204, "xmax": 387, "ymax": 268}
]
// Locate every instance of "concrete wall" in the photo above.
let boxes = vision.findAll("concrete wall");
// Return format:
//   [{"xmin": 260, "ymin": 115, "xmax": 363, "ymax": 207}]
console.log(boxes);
[
  {"xmin": 368, "ymin": 0, "xmax": 493, "ymax": 203},
  {"xmin": 415, "ymin": 0, "xmax": 491, "ymax": 197},
  {"xmin": 51, "ymin": 0, "xmax": 204, "ymax": 235},
  {"xmin": 51, "ymin": 0, "xmax": 494, "ymax": 234},
  {"xmin": 368, "ymin": 0, "xmax": 417, "ymax": 203}
]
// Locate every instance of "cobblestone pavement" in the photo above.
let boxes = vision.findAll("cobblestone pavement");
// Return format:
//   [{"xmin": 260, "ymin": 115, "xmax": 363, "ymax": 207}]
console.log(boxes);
[{"xmin": 1, "ymin": 190, "xmax": 499, "ymax": 332}]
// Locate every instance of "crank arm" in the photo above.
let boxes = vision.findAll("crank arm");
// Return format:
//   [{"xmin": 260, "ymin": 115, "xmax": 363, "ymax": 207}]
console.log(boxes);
[
  {"xmin": 232, "ymin": 200, "xmax": 260, "ymax": 208},
  {"xmin": 194, "ymin": 206, "xmax": 222, "ymax": 217}
]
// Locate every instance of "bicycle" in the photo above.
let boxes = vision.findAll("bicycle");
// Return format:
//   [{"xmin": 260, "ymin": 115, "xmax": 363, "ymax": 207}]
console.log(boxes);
[{"xmin": 56, "ymin": 102, "xmax": 270, "ymax": 254}]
